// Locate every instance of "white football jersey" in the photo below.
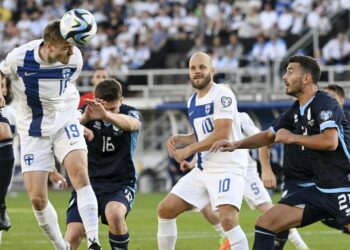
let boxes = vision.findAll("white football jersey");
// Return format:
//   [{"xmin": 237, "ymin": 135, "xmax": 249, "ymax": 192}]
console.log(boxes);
[
  {"xmin": 0, "ymin": 39, "xmax": 82, "ymax": 137},
  {"xmin": 187, "ymin": 83, "xmax": 247, "ymax": 174},
  {"xmin": 239, "ymin": 112, "xmax": 261, "ymax": 170}
]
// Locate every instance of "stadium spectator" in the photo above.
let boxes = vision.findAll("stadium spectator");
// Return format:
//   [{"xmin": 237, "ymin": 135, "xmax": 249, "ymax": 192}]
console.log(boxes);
[
  {"xmin": 79, "ymin": 68, "xmax": 109, "ymax": 108},
  {"xmin": 262, "ymin": 33, "xmax": 287, "ymax": 63},
  {"xmin": 66, "ymin": 79, "xmax": 141, "ymax": 250},
  {"xmin": 259, "ymin": 2, "xmax": 278, "ymax": 37},
  {"xmin": 238, "ymin": 5, "xmax": 261, "ymax": 38},
  {"xmin": 226, "ymin": 6, "xmax": 244, "ymax": 33},
  {"xmin": 149, "ymin": 22, "xmax": 167, "ymax": 52},
  {"xmin": 250, "ymin": 34, "xmax": 266, "ymax": 65},
  {"xmin": 186, "ymin": 35, "xmax": 208, "ymax": 61},
  {"xmin": 210, "ymin": 55, "xmax": 350, "ymax": 250},
  {"xmin": 290, "ymin": 9, "xmax": 305, "ymax": 35},
  {"xmin": 225, "ymin": 33, "xmax": 244, "ymax": 60},
  {"xmin": 157, "ymin": 52, "xmax": 249, "ymax": 250},
  {"xmin": 129, "ymin": 40, "xmax": 150, "ymax": 69},
  {"xmin": 0, "ymin": 19, "xmax": 101, "ymax": 250},
  {"xmin": 277, "ymin": 6, "xmax": 293, "ymax": 37},
  {"xmin": 322, "ymin": 32, "xmax": 350, "ymax": 65}
]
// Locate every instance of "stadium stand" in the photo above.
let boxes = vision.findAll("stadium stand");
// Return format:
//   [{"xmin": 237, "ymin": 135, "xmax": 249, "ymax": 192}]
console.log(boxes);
[{"xmin": 1, "ymin": 0, "xmax": 350, "ymax": 191}]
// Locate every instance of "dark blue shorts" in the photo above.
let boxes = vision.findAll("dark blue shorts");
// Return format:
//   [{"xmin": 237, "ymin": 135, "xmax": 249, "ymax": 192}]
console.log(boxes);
[
  {"xmin": 279, "ymin": 186, "xmax": 350, "ymax": 227},
  {"xmin": 281, "ymin": 181, "xmax": 315, "ymax": 198},
  {"xmin": 66, "ymin": 186, "xmax": 135, "ymax": 225}
]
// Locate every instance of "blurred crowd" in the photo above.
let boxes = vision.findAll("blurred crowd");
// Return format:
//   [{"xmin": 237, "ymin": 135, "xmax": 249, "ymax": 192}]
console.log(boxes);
[{"xmin": 1, "ymin": 0, "xmax": 350, "ymax": 86}]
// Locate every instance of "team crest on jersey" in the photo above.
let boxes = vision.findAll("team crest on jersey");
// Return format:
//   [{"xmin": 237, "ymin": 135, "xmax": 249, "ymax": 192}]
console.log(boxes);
[
  {"xmin": 205, "ymin": 104, "xmax": 211, "ymax": 115},
  {"xmin": 62, "ymin": 68, "xmax": 72, "ymax": 79},
  {"xmin": 319, "ymin": 110, "xmax": 333, "ymax": 121},
  {"xmin": 93, "ymin": 121, "xmax": 102, "ymax": 130},
  {"xmin": 221, "ymin": 96, "xmax": 232, "ymax": 107},
  {"xmin": 24, "ymin": 154, "xmax": 34, "ymax": 165}
]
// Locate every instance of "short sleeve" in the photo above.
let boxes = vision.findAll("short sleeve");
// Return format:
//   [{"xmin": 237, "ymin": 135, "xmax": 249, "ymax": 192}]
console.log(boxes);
[
  {"xmin": 239, "ymin": 112, "xmax": 260, "ymax": 136},
  {"xmin": 70, "ymin": 46, "xmax": 83, "ymax": 82},
  {"xmin": 213, "ymin": 87, "xmax": 236, "ymax": 120},
  {"xmin": 270, "ymin": 106, "xmax": 295, "ymax": 133},
  {"xmin": 0, "ymin": 49, "xmax": 18, "ymax": 76},
  {"xmin": 314, "ymin": 93, "xmax": 342, "ymax": 132}
]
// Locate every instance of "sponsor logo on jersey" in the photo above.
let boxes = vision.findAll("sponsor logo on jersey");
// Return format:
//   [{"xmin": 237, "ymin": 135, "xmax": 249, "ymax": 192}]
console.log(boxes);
[{"xmin": 24, "ymin": 71, "xmax": 37, "ymax": 76}]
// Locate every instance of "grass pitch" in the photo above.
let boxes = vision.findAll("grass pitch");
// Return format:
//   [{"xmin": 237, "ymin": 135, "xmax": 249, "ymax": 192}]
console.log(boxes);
[{"xmin": 1, "ymin": 190, "xmax": 350, "ymax": 249}]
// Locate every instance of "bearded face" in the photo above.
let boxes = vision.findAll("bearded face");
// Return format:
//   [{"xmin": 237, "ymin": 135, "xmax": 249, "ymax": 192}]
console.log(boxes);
[{"xmin": 190, "ymin": 72, "xmax": 212, "ymax": 90}]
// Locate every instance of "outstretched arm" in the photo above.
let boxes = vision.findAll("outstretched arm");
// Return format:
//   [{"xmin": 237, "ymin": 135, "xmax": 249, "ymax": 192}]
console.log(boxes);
[
  {"xmin": 210, "ymin": 129, "xmax": 276, "ymax": 152},
  {"xmin": 275, "ymin": 128, "xmax": 338, "ymax": 151}
]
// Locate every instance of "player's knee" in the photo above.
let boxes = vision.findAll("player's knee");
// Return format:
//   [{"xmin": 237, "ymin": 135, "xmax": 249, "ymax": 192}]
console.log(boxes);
[
  {"xmin": 31, "ymin": 196, "xmax": 48, "ymax": 211},
  {"xmin": 108, "ymin": 211, "xmax": 125, "ymax": 227},
  {"xmin": 66, "ymin": 231, "xmax": 84, "ymax": 250},
  {"xmin": 220, "ymin": 214, "xmax": 238, "ymax": 230},
  {"xmin": 69, "ymin": 169, "xmax": 90, "ymax": 189},
  {"xmin": 157, "ymin": 200, "xmax": 174, "ymax": 219},
  {"xmin": 255, "ymin": 214, "xmax": 270, "ymax": 228}
]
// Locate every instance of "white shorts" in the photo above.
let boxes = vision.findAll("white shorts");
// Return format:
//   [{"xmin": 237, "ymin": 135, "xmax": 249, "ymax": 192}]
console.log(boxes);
[
  {"xmin": 171, "ymin": 167, "xmax": 245, "ymax": 211},
  {"xmin": 243, "ymin": 167, "xmax": 272, "ymax": 209},
  {"xmin": 20, "ymin": 120, "xmax": 87, "ymax": 173}
]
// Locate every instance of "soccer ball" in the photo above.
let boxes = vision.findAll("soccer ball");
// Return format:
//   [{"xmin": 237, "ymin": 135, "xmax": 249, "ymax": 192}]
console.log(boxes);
[{"xmin": 60, "ymin": 9, "xmax": 97, "ymax": 46}]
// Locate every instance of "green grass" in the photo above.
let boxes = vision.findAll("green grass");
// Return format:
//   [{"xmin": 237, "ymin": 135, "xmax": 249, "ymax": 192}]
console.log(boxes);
[{"xmin": 1, "ymin": 191, "xmax": 350, "ymax": 249}]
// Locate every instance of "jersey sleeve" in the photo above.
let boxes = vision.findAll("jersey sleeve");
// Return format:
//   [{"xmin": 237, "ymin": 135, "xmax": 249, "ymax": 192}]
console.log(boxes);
[
  {"xmin": 314, "ymin": 93, "xmax": 343, "ymax": 132},
  {"xmin": 239, "ymin": 112, "xmax": 260, "ymax": 136},
  {"xmin": 122, "ymin": 105, "xmax": 142, "ymax": 122},
  {"xmin": 70, "ymin": 47, "xmax": 83, "ymax": 82},
  {"xmin": 213, "ymin": 87, "xmax": 236, "ymax": 120},
  {"xmin": 0, "ymin": 48, "xmax": 18, "ymax": 76},
  {"xmin": 270, "ymin": 106, "xmax": 295, "ymax": 134}
]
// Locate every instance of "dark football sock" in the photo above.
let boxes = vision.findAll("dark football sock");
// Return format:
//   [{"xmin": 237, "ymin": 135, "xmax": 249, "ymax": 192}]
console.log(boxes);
[
  {"xmin": 0, "ymin": 138, "xmax": 14, "ymax": 205},
  {"xmin": 253, "ymin": 226, "xmax": 275, "ymax": 250},
  {"xmin": 109, "ymin": 231, "xmax": 129, "ymax": 250}
]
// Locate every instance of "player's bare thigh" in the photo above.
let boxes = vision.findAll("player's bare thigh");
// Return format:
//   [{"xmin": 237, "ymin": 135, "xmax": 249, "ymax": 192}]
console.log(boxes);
[
  {"xmin": 105, "ymin": 201, "xmax": 128, "ymax": 234},
  {"xmin": 256, "ymin": 204, "xmax": 303, "ymax": 232},
  {"xmin": 0, "ymin": 122, "xmax": 11, "ymax": 140},
  {"xmin": 65, "ymin": 222, "xmax": 85, "ymax": 250},
  {"xmin": 158, "ymin": 193, "xmax": 194, "ymax": 219},
  {"xmin": 23, "ymin": 171, "xmax": 50, "ymax": 210},
  {"xmin": 63, "ymin": 149, "xmax": 90, "ymax": 189}
]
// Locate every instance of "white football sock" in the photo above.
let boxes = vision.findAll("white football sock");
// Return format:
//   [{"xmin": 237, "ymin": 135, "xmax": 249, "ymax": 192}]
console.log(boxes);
[
  {"xmin": 157, "ymin": 217, "xmax": 177, "ymax": 250},
  {"xmin": 213, "ymin": 223, "xmax": 226, "ymax": 238},
  {"xmin": 76, "ymin": 185, "xmax": 99, "ymax": 247},
  {"xmin": 33, "ymin": 201, "xmax": 66, "ymax": 250},
  {"xmin": 225, "ymin": 225, "xmax": 249, "ymax": 250},
  {"xmin": 289, "ymin": 228, "xmax": 309, "ymax": 250}
]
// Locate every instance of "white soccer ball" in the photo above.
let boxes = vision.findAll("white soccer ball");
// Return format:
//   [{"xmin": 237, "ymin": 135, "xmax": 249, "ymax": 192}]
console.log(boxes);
[{"xmin": 60, "ymin": 9, "xmax": 97, "ymax": 46}]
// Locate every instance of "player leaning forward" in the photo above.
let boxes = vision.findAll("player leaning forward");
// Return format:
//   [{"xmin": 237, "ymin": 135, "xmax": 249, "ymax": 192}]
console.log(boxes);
[
  {"xmin": 0, "ymin": 20, "xmax": 101, "ymax": 249},
  {"xmin": 157, "ymin": 52, "xmax": 249, "ymax": 250}
]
